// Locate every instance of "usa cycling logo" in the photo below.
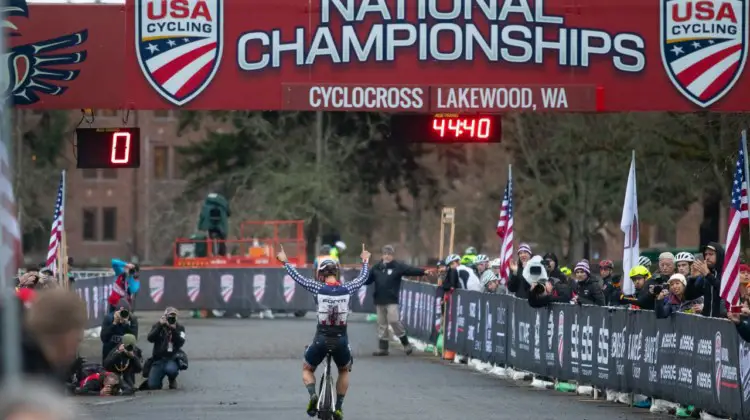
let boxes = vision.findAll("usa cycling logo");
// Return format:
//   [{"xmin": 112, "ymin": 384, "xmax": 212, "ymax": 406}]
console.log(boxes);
[
  {"xmin": 660, "ymin": 0, "xmax": 748, "ymax": 108},
  {"xmin": 2, "ymin": 0, "xmax": 87, "ymax": 105},
  {"xmin": 135, "ymin": 0, "xmax": 223, "ymax": 106}
]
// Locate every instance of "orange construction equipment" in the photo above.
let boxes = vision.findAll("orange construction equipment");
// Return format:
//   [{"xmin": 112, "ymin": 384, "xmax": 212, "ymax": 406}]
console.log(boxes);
[{"xmin": 173, "ymin": 220, "xmax": 307, "ymax": 268}]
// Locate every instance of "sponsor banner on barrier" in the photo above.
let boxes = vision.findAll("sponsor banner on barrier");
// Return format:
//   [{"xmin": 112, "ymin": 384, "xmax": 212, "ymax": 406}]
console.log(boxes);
[
  {"xmin": 72, "ymin": 276, "xmax": 111, "ymax": 329},
  {"xmin": 444, "ymin": 290, "xmax": 744, "ymax": 418}
]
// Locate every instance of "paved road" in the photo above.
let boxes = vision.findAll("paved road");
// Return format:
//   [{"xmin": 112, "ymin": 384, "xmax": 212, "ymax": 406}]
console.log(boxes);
[{"xmin": 78, "ymin": 313, "xmax": 658, "ymax": 420}]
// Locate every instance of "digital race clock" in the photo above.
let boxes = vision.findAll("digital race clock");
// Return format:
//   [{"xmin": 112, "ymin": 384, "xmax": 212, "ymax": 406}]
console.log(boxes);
[
  {"xmin": 76, "ymin": 128, "xmax": 141, "ymax": 169},
  {"xmin": 390, "ymin": 114, "xmax": 502, "ymax": 143}
]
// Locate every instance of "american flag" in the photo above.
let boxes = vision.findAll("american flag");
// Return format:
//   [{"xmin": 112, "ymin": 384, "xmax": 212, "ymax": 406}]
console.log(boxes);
[
  {"xmin": 496, "ymin": 171, "xmax": 514, "ymax": 283},
  {"xmin": 720, "ymin": 133, "xmax": 749, "ymax": 307},
  {"xmin": 45, "ymin": 171, "xmax": 65, "ymax": 274}
]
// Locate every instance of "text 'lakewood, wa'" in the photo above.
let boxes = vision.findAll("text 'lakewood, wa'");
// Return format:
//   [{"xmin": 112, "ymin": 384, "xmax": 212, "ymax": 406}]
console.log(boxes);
[{"xmin": 283, "ymin": 85, "xmax": 600, "ymax": 112}]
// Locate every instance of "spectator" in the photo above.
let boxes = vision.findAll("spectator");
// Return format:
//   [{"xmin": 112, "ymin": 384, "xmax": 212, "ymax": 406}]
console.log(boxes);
[
  {"xmin": 655, "ymin": 273, "xmax": 704, "ymax": 318},
  {"xmin": 146, "ymin": 307, "xmax": 186, "ymax": 390},
  {"xmin": 101, "ymin": 299, "xmax": 139, "ymax": 362},
  {"xmin": 1, "ymin": 289, "xmax": 87, "ymax": 383},
  {"xmin": 740, "ymin": 264, "xmax": 750, "ymax": 304},
  {"xmin": 674, "ymin": 252, "xmax": 695, "ymax": 277},
  {"xmin": 572, "ymin": 260, "xmax": 605, "ymax": 306},
  {"xmin": 460, "ymin": 246, "xmax": 478, "ymax": 266},
  {"xmin": 107, "ymin": 259, "xmax": 140, "ymax": 312},
  {"xmin": 638, "ymin": 255, "xmax": 653, "ymax": 272},
  {"xmin": 365, "ymin": 244, "xmax": 425, "ymax": 356},
  {"xmin": 542, "ymin": 253, "xmax": 565, "ymax": 282},
  {"xmin": 0, "ymin": 380, "xmax": 78, "ymax": 420},
  {"xmin": 528, "ymin": 278, "xmax": 570, "ymax": 308},
  {"xmin": 75, "ymin": 371, "xmax": 124, "ymax": 396},
  {"xmin": 441, "ymin": 254, "xmax": 481, "ymax": 292},
  {"xmin": 103, "ymin": 334, "xmax": 143, "ymax": 392},
  {"xmin": 727, "ymin": 302, "xmax": 750, "ymax": 342},
  {"xmin": 508, "ymin": 243, "xmax": 533, "ymax": 298},
  {"xmin": 598, "ymin": 260, "xmax": 622, "ymax": 306},
  {"xmin": 618, "ymin": 265, "xmax": 658, "ymax": 310},
  {"xmin": 685, "ymin": 242, "xmax": 725, "ymax": 318},
  {"xmin": 481, "ymin": 259, "xmax": 506, "ymax": 294},
  {"xmin": 653, "ymin": 252, "xmax": 676, "ymax": 283}
]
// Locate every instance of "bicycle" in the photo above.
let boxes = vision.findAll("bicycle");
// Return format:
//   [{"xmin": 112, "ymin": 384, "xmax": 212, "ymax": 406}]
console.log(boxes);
[{"xmin": 305, "ymin": 338, "xmax": 340, "ymax": 420}]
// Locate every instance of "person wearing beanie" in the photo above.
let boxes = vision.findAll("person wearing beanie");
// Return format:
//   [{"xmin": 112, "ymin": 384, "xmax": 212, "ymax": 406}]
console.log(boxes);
[
  {"xmin": 100, "ymin": 299, "xmax": 139, "ymax": 362},
  {"xmin": 103, "ymin": 333, "xmax": 143, "ymax": 392},
  {"xmin": 542, "ymin": 253, "xmax": 565, "ymax": 283},
  {"xmin": 365, "ymin": 244, "xmax": 426, "ymax": 356},
  {"xmin": 653, "ymin": 252, "xmax": 676, "ymax": 284},
  {"xmin": 655, "ymin": 273, "xmax": 704, "ymax": 318},
  {"xmin": 507, "ymin": 243, "xmax": 533, "ymax": 299},
  {"xmin": 571, "ymin": 260, "xmax": 605, "ymax": 306}
]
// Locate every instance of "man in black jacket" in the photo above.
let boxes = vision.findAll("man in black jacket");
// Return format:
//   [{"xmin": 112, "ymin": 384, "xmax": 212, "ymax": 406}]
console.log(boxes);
[
  {"xmin": 103, "ymin": 334, "xmax": 143, "ymax": 392},
  {"xmin": 365, "ymin": 245, "xmax": 426, "ymax": 356},
  {"xmin": 686, "ymin": 242, "xmax": 726, "ymax": 318},
  {"xmin": 147, "ymin": 307, "xmax": 186, "ymax": 389},
  {"xmin": 101, "ymin": 299, "xmax": 139, "ymax": 361}
]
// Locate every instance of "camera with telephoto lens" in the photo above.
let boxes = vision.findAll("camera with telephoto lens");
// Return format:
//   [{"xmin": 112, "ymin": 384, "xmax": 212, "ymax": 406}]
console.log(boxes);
[
  {"xmin": 120, "ymin": 309, "xmax": 129, "ymax": 319},
  {"xmin": 167, "ymin": 315, "xmax": 176, "ymax": 325},
  {"xmin": 652, "ymin": 285, "xmax": 663, "ymax": 295},
  {"xmin": 124, "ymin": 344, "xmax": 134, "ymax": 352},
  {"xmin": 523, "ymin": 255, "xmax": 549, "ymax": 291}
]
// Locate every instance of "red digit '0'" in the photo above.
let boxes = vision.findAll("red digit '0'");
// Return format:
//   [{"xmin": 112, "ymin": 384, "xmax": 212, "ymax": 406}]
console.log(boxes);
[{"xmin": 110, "ymin": 132, "xmax": 131, "ymax": 164}]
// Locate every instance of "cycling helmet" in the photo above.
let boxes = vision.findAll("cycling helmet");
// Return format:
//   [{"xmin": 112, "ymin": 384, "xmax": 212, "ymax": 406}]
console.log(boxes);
[
  {"xmin": 638, "ymin": 255, "xmax": 652, "ymax": 268},
  {"xmin": 628, "ymin": 265, "xmax": 651, "ymax": 279},
  {"xmin": 465, "ymin": 247, "xmax": 477, "ymax": 255},
  {"xmin": 335, "ymin": 241, "xmax": 347, "ymax": 251},
  {"xmin": 320, "ymin": 245, "xmax": 332, "ymax": 255},
  {"xmin": 317, "ymin": 257, "xmax": 340, "ymax": 279},
  {"xmin": 599, "ymin": 260, "xmax": 614, "ymax": 270},
  {"xmin": 560, "ymin": 266, "xmax": 572, "ymax": 276},
  {"xmin": 489, "ymin": 258, "xmax": 502, "ymax": 268},
  {"xmin": 675, "ymin": 252, "xmax": 695, "ymax": 263},
  {"xmin": 475, "ymin": 254, "xmax": 490, "ymax": 264},
  {"xmin": 445, "ymin": 254, "xmax": 461, "ymax": 265}
]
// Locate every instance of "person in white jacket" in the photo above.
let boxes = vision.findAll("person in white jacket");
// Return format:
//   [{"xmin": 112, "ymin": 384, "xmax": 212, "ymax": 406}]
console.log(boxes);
[{"xmin": 443, "ymin": 254, "xmax": 482, "ymax": 292}]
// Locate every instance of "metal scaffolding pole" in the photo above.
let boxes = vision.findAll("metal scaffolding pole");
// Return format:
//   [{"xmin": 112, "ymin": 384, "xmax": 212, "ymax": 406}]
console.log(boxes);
[{"xmin": 1, "ymin": 0, "xmax": 22, "ymax": 385}]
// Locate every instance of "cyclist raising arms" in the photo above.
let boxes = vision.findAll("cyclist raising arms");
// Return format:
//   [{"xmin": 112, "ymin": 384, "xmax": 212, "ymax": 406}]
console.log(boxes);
[{"xmin": 277, "ymin": 244, "xmax": 371, "ymax": 420}]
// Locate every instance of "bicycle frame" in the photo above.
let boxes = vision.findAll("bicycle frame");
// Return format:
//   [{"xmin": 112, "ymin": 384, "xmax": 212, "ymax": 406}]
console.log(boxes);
[{"xmin": 317, "ymin": 352, "xmax": 336, "ymax": 420}]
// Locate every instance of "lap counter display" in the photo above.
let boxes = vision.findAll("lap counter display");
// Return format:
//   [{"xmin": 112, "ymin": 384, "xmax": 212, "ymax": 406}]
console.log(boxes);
[
  {"xmin": 390, "ymin": 114, "xmax": 502, "ymax": 143},
  {"xmin": 76, "ymin": 128, "xmax": 141, "ymax": 169}
]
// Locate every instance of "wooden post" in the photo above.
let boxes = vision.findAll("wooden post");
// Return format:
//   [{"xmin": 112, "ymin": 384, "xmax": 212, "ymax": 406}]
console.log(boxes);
[
  {"xmin": 61, "ymin": 229, "xmax": 68, "ymax": 289},
  {"xmin": 436, "ymin": 207, "xmax": 455, "ymax": 358}
]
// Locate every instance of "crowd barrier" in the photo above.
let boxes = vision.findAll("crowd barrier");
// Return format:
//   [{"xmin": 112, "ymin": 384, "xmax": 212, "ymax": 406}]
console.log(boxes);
[{"xmin": 71, "ymin": 267, "xmax": 750, "ymax": 418}]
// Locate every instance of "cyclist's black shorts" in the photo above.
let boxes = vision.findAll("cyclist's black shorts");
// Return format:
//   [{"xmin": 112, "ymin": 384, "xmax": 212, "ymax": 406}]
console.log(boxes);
[{"xmin": 304, "ymin": 334, "xmax": 352, "ymax": 371}]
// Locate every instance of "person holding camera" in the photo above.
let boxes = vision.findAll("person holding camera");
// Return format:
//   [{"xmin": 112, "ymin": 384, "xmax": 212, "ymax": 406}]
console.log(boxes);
[
  {"xmin": 570, "ymin": 260, "xmax": 605, "ymax": 306},
  {"xmin": 107, "ymin": 259, "xmax": 140, "ymax": 312},
  {"xmin": 655, "ymin": 274, "xmax": 704, "ymax": 318},
  {"xmin": 101, "ymin": 299, "xmax": 139, "ymax": 362},
  {"xmin": 146, "ymin": 307, "xmax": 186, "ymax": 390},
  {"xmin": 523, "ymin": 256, "xmax": 571, "ymax": 307},
  {"xmin": 103, "ymin": 333, "xmax": 142, "ymax": 392}
]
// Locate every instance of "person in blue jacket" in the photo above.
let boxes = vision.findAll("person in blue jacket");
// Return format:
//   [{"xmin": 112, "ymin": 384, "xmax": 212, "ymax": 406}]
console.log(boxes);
[{"xmin": 108, "ymin": 259, "xmax": 140, "ymax": 312}]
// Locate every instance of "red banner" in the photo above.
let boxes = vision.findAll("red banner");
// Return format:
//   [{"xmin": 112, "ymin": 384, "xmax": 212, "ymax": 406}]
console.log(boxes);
[{"xmin": 5, "ymin": 0, "xmax": 749, "ymax": 112}]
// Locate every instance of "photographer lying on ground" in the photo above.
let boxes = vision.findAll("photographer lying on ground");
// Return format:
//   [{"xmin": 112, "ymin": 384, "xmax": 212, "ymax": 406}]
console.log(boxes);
[
  {"xmin": 101, "ymin": 299, "xmax": 139, "ymax": 362},
  {"xmin": 103, "ymin": 334, "xmax": 143, "ymax": 393},
  {"xmin": 145, "ymin": 307, "xmax": 187, "ymax": 390}
]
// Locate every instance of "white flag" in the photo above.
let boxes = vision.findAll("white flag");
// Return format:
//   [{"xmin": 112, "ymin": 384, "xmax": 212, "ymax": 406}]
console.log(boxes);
[{"xmin": 620, "ymin": 151, "xmax": 639, "ymax": 296}]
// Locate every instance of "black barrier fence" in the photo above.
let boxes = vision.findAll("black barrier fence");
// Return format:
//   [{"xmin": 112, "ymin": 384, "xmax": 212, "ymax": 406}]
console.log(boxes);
[
  {"xmin": 73, "ymin": 268, "xmax": 750, "ymax": 418},
  {"xmin": 440, "ymin": 289, "xmax": 750, "ymax": 419}
]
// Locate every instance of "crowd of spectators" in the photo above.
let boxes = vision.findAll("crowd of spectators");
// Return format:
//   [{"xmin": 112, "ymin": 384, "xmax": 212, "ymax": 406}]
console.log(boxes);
[{"xmin": 427, "ymin": 242, "xmax": 750, "ymax": 416}]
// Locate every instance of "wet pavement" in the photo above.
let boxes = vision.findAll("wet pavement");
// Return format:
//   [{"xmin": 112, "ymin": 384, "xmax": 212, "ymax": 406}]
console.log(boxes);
[{"xmin": 77, "ymin": 312, "xmax": 658, "ymax": 420}]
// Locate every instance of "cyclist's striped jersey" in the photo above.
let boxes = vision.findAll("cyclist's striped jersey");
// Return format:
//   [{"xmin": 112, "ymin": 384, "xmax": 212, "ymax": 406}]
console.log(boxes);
[{"xmin": 283, "ymin": 261, "xmax": 369, "ymax": 332}]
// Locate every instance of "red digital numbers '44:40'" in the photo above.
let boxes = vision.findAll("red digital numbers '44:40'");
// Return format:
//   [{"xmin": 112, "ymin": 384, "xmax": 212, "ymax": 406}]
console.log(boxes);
[{"xmin": 432, "ymin": 117, "xmax": 492, "ymax": 140}]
